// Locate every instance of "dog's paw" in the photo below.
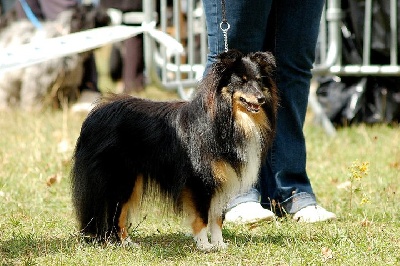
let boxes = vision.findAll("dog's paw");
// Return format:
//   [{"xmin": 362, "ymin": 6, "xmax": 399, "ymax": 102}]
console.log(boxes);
[
  {"xmin": 211, "ymin": 241, "xmax": 228, "ymax": 250},
  {"xmin": 196, "ymin": 241, "xmax": 215, "ymax": 252},
  {"xmin": 196, "ymin": 241, "xmax": 228, "ymax": 252}
]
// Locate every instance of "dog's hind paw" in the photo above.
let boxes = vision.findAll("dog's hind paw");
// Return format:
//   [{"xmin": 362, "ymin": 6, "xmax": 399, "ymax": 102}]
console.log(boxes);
[{"xmin": 120, "ymin": 236, "xmax": 139, "ymax": 248}]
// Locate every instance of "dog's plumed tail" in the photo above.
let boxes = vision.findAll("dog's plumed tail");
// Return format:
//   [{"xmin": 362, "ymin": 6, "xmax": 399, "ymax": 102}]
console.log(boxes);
[
  {"xmin": 71, "ymin": 133, "xmax": 112, "ymax": 240},
  {"xmin": 71, "ymin": 96, "xmax": 138, "ymax": 240}
]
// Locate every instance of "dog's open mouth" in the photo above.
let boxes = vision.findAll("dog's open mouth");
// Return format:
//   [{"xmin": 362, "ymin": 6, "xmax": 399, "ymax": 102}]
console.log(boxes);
[{"xmin": 239, "ymin": 97, "xmax": 261, "ymax": 113}]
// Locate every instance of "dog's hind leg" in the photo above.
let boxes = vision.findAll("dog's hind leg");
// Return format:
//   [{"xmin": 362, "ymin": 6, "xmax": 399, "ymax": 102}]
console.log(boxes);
[
  {"xmin": 181, "ymin": 188, "xmax": 214, "ymax": 251},
  {"xmin": 117, "ymin": 174, "xmax": 143, "ymax": 246}
]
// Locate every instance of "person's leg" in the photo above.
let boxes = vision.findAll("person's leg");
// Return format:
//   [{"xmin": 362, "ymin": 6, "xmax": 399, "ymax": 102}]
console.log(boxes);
[
  {"xmin": 40, "ymin": 0, "xmax": 101, "ymax": 94},
  {"xmin": 203, "ymin": 0, "xmax": 275, "ymax": 223},
  {"xmin": 203, "ymin": 0, "xmax": 335, "ymax": 223},
  {"xmin": 259, "ymin": 0, "xmax": 335, "ymax": 222},
  {"xmin": 1, "ymin": 0, "xmax": 15, "ymax": 14},
  {"xmin": 15, "ymin": 0, "xmax": 44, "ymax": 20},
  {"xmin": 78, "ymin": 53, "xmax": 99, "ymax": 92},
  {"xmin": 122, "ymin": 35, "xmax": 145, "ymax": 93},
  {"xmin": 71, "ymin": 52, "xmax": 102, "ymax": 113},
  {"xmin": 39, "ymin": 0, "xmax": 77, "ymax": 20}
]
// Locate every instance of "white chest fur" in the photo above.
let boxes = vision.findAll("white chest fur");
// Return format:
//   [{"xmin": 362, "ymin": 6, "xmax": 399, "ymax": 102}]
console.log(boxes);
[{"xmin": 209, "ymin": 112, "xmax": 263, "ymax": 218}]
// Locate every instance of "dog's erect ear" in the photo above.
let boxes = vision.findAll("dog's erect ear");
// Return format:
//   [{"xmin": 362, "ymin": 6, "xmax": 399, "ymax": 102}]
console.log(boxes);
[
  {"xmin": 207, "ymin": 49, "xmax": 244, "ymax": 88},
  {"xmin": 249, "ymin": 52, "xmax": 276, "ymax": 76},
  {"xmin": 217, "ymin": 49, "xmax": 244, "ymax": 66}
]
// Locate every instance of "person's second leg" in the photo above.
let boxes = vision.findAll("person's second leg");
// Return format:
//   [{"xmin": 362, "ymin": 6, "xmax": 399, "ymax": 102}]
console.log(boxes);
[
  {"xmin": 39, "ymin": 0, "xmax": 77, "ymax": 20},
  {"xmin": 15, "ymin": 0, "xmax": 44, "ymax": 20},
  {"xmin": 71, "ymin": 53, "xmax": 102, "ymax": 113},
  {"xmin": 224, "ymin": 188, "xmax": 275, "ymax": 223},
  {"xmin": 122, "ymin": 35, "xmax": 145, "ymax": 93},
  {"xmin": 259, "ymin": 0, "xmax": 335, "ymax": 222}
]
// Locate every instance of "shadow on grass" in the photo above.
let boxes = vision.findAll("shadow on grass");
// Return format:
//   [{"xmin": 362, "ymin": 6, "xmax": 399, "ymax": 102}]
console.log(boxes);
[
  {"xmin": 0, "ymin": 232, "xmax": 193, "ymax": 261},
  {"xmin": 0, "ymin": 227, "xmax": 288, "ymax": 262},
  {"xmin": 129, "ymin": 231, "xmax": 287, "ymax": 260},
  {"xmin": 131, "ymin": 225, "xmax": 288, "ymax": 255},
  {"xmin": 132, "ymin": 232, "xmax": 195, "ymax": 257},
  {"xmin": 222, "ymin": 226, "xmax": 288, "ymax": 247}
]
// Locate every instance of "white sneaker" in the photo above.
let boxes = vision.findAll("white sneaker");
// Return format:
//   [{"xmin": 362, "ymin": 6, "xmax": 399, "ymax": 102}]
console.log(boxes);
[
  {"xmin": 224, "ymin": 202, "xmax": 276, "ymax": 224},
  {"xmin": 293, "ymin": 205, "xmax": 336, "ymax": 223}
]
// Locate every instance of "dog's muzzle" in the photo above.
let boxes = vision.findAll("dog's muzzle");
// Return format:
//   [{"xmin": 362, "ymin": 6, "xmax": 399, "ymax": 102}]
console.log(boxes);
[{"xmin": 239, "ymin": 95, "xmax": 265, "ymax": 113}]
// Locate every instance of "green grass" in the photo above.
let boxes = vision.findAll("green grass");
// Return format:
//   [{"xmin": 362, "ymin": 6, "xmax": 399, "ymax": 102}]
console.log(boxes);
[
  {"xmin": 1, "ymin": 48, "xmax": 399, "ymax": 265},
  {"xmin": 1, "ymin": 103, "xmax": 399, "ymax": 266}
]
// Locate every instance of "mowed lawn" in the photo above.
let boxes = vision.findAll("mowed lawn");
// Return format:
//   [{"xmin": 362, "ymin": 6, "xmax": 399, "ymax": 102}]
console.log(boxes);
[{"xmin": 1, "ymin": 47, "xmax": 399, "ymax": 265}]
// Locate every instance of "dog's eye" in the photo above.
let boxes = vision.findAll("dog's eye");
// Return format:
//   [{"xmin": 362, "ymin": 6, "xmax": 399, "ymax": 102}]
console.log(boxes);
[
  {"xmin": 242, "ymin": 75, "xmax": 247, "ymax": 81},
  {"xmin": 260, "ymin": 75, "xmax": 270, "ymax": 85}
]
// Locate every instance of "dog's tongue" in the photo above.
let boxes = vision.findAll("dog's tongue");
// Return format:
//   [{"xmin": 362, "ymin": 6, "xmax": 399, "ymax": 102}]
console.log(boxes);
[{"xmin": 249, "ymin": 103, "xmax": 260, "ymax": 111}]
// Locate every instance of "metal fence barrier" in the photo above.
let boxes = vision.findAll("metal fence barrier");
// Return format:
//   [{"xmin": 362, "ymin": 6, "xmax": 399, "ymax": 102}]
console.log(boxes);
[
  {"xmin": 313, "ymin": 0, "xmax": 400, "ymax": 76},
  {"xmin": 311, "ymin": 0, "xmax": 400, "ymax": 135},
  {"xmin": 143, "ymin": 0, "xmax": 207, "ymax": 99}
]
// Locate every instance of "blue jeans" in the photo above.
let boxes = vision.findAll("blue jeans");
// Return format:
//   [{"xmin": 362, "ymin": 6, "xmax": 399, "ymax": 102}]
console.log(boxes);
[{"xmin": 202, "ymin": 0, "xmax": 325, "ymax": 215}]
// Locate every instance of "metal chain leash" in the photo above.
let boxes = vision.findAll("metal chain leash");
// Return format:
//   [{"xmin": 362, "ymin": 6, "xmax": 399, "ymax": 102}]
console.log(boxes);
[{"xmin": 220, "ymin": 0, "xmax": 230, "ymax": 52}]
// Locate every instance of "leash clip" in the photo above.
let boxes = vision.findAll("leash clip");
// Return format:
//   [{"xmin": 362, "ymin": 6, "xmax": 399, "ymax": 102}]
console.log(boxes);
[{"xmin": 220, "ymin": 21, "xmax": 230, "ymax": 52}]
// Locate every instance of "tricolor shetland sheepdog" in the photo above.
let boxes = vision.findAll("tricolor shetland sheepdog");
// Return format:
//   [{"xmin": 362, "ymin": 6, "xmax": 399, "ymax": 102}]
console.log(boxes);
[{"xmin": 71, "ymin": 49, "xmax": 278, "ymax": 251}]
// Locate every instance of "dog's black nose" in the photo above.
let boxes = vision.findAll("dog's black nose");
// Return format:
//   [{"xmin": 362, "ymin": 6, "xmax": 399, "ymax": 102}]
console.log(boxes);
[{"xmin": 257, "ymin": 95, "xmax": 266, "ymax": 105}]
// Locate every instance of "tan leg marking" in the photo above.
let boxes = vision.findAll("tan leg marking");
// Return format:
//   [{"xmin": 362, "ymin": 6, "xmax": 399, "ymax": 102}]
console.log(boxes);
[
  {"xmin": 118, "ymin": 174, "xmax": 143, "ymax": 241},
  {"xmin": 181, "ymin": 188, "xmax": 214, "ymax": 250},
  {"xmin": 181, "ymin": 188, "xmax": 207, "ymax": 234},
  {"xmin": 192, "ymin": 216, "xmax": 207, "ymax": 235}
]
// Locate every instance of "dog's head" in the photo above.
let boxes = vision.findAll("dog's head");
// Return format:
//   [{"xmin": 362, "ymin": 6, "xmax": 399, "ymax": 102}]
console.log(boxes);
[
  {"xmin": 69, "ymin": 4, "xmax": 111, "ymax": 33},
  {"xmin": 201, "ymin": 49, "xmax": 278, "ymax": 129}
]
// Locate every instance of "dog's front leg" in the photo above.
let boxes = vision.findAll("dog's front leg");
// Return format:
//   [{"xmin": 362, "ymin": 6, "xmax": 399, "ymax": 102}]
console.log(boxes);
[
  {"xmin": 209, "ymin": 216, "xmax": 227, "ymax": 250},
  {"xmin": 190, "ymin": 215, "xmax": 214, "ymax": 251},
  {"xmin": 193, "ymin": 225, "xmax": 214, "ymax": 251}
]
